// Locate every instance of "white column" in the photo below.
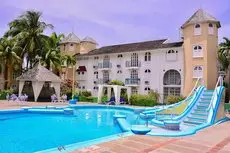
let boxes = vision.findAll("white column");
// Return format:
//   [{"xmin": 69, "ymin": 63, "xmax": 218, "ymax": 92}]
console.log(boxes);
[
  {"xmin": 107, "ymin": 87, "xmax": 111, "ymax": 100},
  {"xmin": 53, "ymin": 82, "xmax": 61, "ymax": 101},
  {"xmin": 32, "ymin": 81, "xmax": 44, "ymax": 102},
  {"xmin": 97, "ymin": 85, "xmax": 103, "ymax": 103},
  {"xmin": 18, "ymin": 81, "xmax": 25, "ymax": 97},
  {"xmin": 113, "ymin": 86, "xmax": 120, "ymax": 105},
  {"xmin": 127, "ymin": 87, "xmax": 131, "ymax": 103}
]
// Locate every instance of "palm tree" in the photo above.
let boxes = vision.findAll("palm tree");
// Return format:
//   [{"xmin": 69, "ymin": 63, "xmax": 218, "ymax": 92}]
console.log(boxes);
[
  {"xmin": 41, "ymin": 32, "xmax": 64, "ymax": 73},
  {"xmin": 0, "ymin": 38, "xmax": 21, "ymax": 88},
  {"xmin": 60, "ymin": 55, "xmax": 76, "ymax": 80},
  {"xmin": 218, "ymin": 37, "xmax": 230, "ymax": 98},
  {"xmin": 4, "ymin": 10, "xmax": 53, "ymax": 69},
  {"xmin": 62, "ymin": 54, "xmax": 76, "ymax": 66}
]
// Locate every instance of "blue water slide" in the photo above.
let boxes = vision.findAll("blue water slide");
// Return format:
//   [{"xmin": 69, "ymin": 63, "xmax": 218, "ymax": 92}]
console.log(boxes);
[{"xmin": 142, "ymin": 85, "xmax": 205, "ymax": 127}]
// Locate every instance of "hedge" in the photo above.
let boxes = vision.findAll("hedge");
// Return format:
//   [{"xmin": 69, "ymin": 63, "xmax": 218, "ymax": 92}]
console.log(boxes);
[
  {"xmin": 165, "ymin": 95, "xmax": 185, "ymax": 104},
  {"xmin": 78, "ymin": 96, "xmax": 107, "ymax": 103},
  {"xmin": 130, "ymin": 94, "xmax": 157, "ymax": 106}
]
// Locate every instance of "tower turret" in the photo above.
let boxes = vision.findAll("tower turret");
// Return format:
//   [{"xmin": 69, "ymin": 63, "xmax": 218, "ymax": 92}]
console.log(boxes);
[{"xmin": 182, "ymin": 9, "xmax": 221, "ymax": 95}]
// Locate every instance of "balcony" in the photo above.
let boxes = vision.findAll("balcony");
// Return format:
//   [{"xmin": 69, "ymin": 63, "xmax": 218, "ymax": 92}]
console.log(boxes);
[
  {"xmin": 125, "ymin": 61, "xmax": 141, "ymax": 69},
  {"xmin": 98, "ymin": 62, "xmax": 112, "ymax": 70},
  {"xmin": 98, "ymin": 78, "xmax": 110, "ymax": 84},
  {"xmin": 125, "ymin": 78, "xmax": 140, "ymax": 86}
]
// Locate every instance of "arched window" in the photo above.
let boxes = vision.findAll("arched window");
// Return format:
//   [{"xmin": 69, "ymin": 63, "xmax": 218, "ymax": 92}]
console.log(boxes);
[
  {"xmin": 144, "ymin": 87, "xmax": 151, "ymax": 91},
  {"xmin": 166, "ymin": 50, "xmax": 177, "ymax": 61},
  {"xmin": 193, "ymin": 45, "xmax": 203, "ymax": 57},
  {"xmin": 145, "ymin": 69, "xmax": 151, "ymax": 73},
  {"xmin": 145, "ymin": 52, "xmax": 151, "ymax": 61},
  {"xmin": 193, "ymin": 66, "xmax": 203, "ymax": 78},
  {"xmin": 167, "ymin": 50, "xmax": 175, "ymax": 54},
  {"xmin": 194, "ymin": 24, "xmax": 201, "ymax": 35},
  {"xmin": 208, "ymin": 23, "xmax": 214, "ymax": 35},
  {"xmin": 163, "ymin": 70, "xmax": 181, "ymax": 85},
  {"xmin": 163, "ymin": 70, "xmax": 181, "ymax": 101},
  {"xmin": 117, "ymin": 70, "xmax": 122, "ymax": 74}
]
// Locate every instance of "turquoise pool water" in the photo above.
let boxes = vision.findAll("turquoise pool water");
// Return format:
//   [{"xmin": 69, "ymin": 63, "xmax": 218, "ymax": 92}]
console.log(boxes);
[{"xmin": 0, "ymin": 107, "xmax": 137, "ymax": 153}]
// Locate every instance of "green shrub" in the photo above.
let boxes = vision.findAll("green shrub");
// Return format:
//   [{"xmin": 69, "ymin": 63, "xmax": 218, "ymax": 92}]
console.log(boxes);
[
  {"xmin": 130, "ymin": 94, "xmax": 157, "ymax": 106},
  {"xmin": 148, "ymin": 90, "xmax": 160, "ymax": 103},
  {"xmin": 121, "ymin": 90, "xmax": 128, "ymax": 103},
  {"xmin": 0, "ymin": 89, "xmax": 14, "ymax": 100},
  {"xmin": 108, "ymin": 80, "xmax": 124, "ymax": 86},
  {"xmin": 165, "ymin": 95, "xmax": 185, "ymax": 104},
  {"xmin": 79, "ymin": 90, "xmax": 92, "ymax": 97}
]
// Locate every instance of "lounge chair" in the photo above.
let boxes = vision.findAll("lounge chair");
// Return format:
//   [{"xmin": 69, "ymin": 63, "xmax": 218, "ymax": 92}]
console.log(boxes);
[{"xmin": 104, "ymin": 97, "xmax": 126, "ymax": 105}]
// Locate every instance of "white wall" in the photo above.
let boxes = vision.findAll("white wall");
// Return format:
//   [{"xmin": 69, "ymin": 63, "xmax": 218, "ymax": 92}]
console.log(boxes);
[{"xmin": 76, "ymin": 46, "xmax": 184, "ymax": 102}]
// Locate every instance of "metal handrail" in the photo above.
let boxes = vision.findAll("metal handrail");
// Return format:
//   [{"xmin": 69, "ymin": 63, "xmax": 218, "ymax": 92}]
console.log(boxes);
[
  {"xmin": 207, "ymin": 76, "xmax": 223, "ymax": 111},
  {"xmin": 183, "ymin": 77, "xmax": 202, "ymax": 109}
]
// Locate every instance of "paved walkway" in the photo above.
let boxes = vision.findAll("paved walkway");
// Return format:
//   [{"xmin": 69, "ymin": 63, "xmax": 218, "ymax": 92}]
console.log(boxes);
[
  {"xmin": 0, "ymin": 100, "xmax": 68, "ymax": 109},
  {"xmin": 73, "ymin": 121, "xmax": 230, "ymax": 153}
]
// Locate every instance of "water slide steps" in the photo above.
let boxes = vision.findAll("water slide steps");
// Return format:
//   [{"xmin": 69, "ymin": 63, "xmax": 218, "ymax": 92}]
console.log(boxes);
[{"xmin": 182, "ymin": 90, "xmax": 214, "ymax": 126}]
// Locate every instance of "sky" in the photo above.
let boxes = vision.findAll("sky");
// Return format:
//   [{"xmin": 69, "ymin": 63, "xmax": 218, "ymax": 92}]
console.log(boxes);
[{"xmin": 0, "ymin": 0, "xmax": 229, "ymax": 47}]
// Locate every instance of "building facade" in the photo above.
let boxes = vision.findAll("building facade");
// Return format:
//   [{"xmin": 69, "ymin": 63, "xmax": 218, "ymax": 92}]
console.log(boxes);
[{"xmin": 60, "ymin": 9, "xmax": 220, "ymax": 103}]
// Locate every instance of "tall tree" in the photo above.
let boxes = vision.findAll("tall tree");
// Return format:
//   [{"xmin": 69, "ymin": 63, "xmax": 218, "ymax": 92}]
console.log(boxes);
[
  {"xmin": 4, "ymin": 10, "xmax": 53, "ymax": 69},
  {"xmin": 41, "ymin": 32, "xmax": 64, "ymax": 73},
  {"xmin": 218, "ymin": 37, "xmax": 230, "ymax": 98},
  {"xmin": 0, "ymin": 38, "xmax": 21, "ymax": 88}
]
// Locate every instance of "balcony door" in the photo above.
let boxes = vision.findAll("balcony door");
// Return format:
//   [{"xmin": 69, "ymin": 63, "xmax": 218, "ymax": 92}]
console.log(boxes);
[
  {"xmin": 103, "ymin": 71, "xmax": 109, "ymax": 83},
  {"xmin": 131, "ymin": 53, "xmax": 138, "ymax": 67},
  {"xmin": 103, "ymin": 55, "xmax": 110, "ymax": 68},
  {"xmin": 130, "ymin": 70, "xmax": 138, "ymax": 84}
]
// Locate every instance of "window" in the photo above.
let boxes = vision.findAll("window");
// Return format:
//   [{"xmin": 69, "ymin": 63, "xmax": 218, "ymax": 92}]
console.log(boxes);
[
  {"xmin": 193, "ymin": 66, "xmax": 203, "ymax": 78},
  {"xmin": 93, "ymin": 86, "xmax": 98, "ymax": 90},
  {"xmin": 78, "ymin": 72, "xmax": 81, "ymax": 75},
  {"xmin": 167, "ymin": 50, "xmax": 175, "ymax": 54},
  {"xmin": 145, "ymin": 69, "xmax": 151, "ymax": 73},
  {"xmin": 117, "ymin": 70, "xmax": 122, "ymax": 74},
  {"xmin": 145, "ymin": 81, "xmax": 149, "ymax": 85},
  {"xmin": 130, "ymin": 53, "xmax": 139, "ymax": 67},
  {"xmin": 94, "ymin": 56, "xmax": 99, "ymax": 60},
  {"xmin": 131, "ymin": 87, "xmax": 138, "ymax": 94},
  {"xmin": 118, "ymin": 54, "xmax": 123, "ymax": 58},
  {"xmin": 82, "ymin": 72, "xmax": 84, "ymax": 75},
  {"xmin": 163, "ymin": 70, "xmax": 181, "ymax": 85},
  {"xmin": 194, "ymin": 24, "xmax": 201, "ymax": 35},
  {"xmin": 166, "ymin": 50, "xmax": 177, "ymax": 61},
  {"xmin": 70, "ymin": 44, "xmax": 73, "ymax": 46},
  {"xmin": 144, "ymin": 87, "xmax": 151, "ymax": 91},
  {"xmin": 12, "ymin": 73, "xmax": 18, "ymax": 79},
  {"xmin": 82, "ymin": 86, "xmax": 85, "ymax": 89},
  {"xmin": 12, "ymin": 84, "xmax": 17, "ymax": 90},
  {"xmin": 145, "ymin": 52, "xmax": 151, "ymax": 61},
  {"xmin": 163, "ymin": 87, "xmax": 181, "ymax": 100},
  {"xmin": 63, "ymin": 44, "xmax": 66, "ymax": 51},
  {"xmin": 193, "ymin": 45, "xmax": 203, "ymax": 57},
  {"xmin": 94, "ymin": 71, "xmax": 98, "ymax": 79},
  {"xmin": 117, "ymin": 65, "xmax": 121, "ymax": 68},
  {"xmin": 208, "ymin": 23, "xmax": 214, "ymax": 35}
]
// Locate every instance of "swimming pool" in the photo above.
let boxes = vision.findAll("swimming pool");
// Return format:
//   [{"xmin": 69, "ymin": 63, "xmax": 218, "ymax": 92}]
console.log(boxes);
[{"xmin": 0, "ymin": 106, "xmax": 138, "ymax": 153}]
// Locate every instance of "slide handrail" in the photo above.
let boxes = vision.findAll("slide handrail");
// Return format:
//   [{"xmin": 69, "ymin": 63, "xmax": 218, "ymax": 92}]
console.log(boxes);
[{"xmin": 207, "ymin": 76, "xmax": 223, "ymax": 111}]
